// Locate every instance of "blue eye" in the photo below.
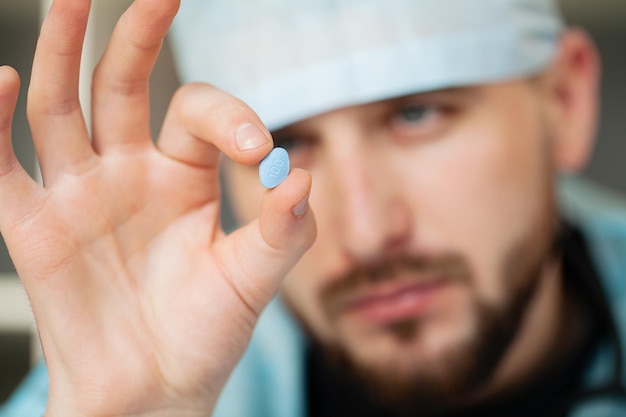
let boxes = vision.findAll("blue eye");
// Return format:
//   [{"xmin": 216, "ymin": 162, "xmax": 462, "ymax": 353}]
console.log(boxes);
[
  {"xmin": 396, "ymin": 105, "xmax": 436, "ymax": 123},
  {"xmin": 388, "ymin": 103, "xmax": 447, "ymax": 141}
]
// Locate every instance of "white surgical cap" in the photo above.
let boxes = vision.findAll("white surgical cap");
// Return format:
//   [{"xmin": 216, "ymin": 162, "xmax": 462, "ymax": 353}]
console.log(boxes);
[{"xmin": 169, "ymin": 0, "xmax": 565, "ymax": 131}]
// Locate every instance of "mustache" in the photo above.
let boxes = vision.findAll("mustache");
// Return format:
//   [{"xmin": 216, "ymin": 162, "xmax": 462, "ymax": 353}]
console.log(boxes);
[{"xmin": 320, "ymin": 253, "xmax": 472, "ymax": 318}]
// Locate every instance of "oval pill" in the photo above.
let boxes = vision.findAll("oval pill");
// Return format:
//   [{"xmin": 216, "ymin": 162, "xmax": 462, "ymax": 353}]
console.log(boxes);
[{"xmin": 259, "ymin": 147, "xmax": 290, "ymax": 188}]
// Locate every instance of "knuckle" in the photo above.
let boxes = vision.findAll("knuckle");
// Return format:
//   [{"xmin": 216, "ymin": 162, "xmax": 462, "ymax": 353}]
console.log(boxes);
[
  {"xmin": 26, "ymin": 92, "xmax": 81, "ymax": 118},
  {"xmin": 171, "ymin": 82, "xmax": 208, "ymax": 106},
  {"xmin": 172, "ymin": 83, "xmax": 224, "ymax": 121},
  {"xmin": 92, "ymin": 62, "xmax": 149, "ymax": 98}
]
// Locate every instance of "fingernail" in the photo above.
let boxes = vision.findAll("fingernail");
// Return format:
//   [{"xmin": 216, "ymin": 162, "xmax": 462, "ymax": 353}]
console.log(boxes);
[
  {"xmin": 236, "ymin": 123, "xmax": 270, "ymax": 151},
  {"xmin": 292, "ymin": 192, "xmax": 310, "ymax": 217}
]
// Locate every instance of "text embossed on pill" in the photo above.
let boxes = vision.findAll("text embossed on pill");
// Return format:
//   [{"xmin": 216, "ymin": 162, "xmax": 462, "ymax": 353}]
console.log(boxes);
[{"xmin": 259, "ymin": 147, "xmax": 290, "ymax": 188}]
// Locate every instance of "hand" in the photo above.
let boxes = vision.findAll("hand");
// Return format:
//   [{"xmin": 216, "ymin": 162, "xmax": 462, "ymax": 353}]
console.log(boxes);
[{"xmin": 0, "ymin": 0, "xmax": 315, "ymax": 416}]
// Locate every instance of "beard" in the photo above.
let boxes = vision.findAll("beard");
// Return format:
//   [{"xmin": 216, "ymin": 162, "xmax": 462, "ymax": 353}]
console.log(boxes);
[{"xmin": 290, "ymin": 215, "xmax": 560, "ymax": 416}]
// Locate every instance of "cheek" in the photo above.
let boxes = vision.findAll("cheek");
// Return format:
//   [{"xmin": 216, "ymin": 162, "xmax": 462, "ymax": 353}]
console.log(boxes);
[
  {"xmin": 280, "ymin": 222, "xmax": 338, "ymax": 342},
  {"xmin": 401, "ymin": 108, "xmax": 556, "ymax": 303},
  {"xmin": 281, "ymin": 267, "xmax": 336, "ymax": 343}
]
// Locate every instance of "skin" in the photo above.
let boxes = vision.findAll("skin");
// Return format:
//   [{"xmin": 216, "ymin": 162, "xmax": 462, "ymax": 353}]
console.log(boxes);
[
  {"xmin": 229, "ymin": 83, "xmax": 557, "ymax": 410},
  {"xmin": 224, "ymin": 30, "xmax": 600, "ymax": 412},
  {"xmin": 0, "ymin": 0, "xmax": 316, "ymax": 416},
  {"xmin": 0, "ymin": 0, "xmax": 599, "ymax": 415}
]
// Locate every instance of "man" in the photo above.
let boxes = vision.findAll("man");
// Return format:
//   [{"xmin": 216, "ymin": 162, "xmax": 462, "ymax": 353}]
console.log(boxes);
[{"xmin": 1, "ymin": 0, "xmax": 625, "ymax": 416}]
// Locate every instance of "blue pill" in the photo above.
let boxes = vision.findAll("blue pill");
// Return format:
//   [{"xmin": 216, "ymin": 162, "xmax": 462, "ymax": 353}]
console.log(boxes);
[{"xmin": 259, "ymin": 147, "xmax": 290, "ymax": 188}]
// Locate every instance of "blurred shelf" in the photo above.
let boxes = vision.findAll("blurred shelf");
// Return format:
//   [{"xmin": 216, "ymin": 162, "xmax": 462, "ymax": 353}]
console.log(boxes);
[{"xmin": 0, "ymin": 275, "xmax": 33, "ymax": 333}]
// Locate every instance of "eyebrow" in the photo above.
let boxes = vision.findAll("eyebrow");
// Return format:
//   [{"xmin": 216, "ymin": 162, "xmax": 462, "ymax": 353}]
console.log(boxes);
[
  {"xmin": 383, "ymin": 86, "xmax": 482, "ymax": 104},
  {"xmin": 270, "ymin": 86, "xmax": 482, "ymax": 135}
]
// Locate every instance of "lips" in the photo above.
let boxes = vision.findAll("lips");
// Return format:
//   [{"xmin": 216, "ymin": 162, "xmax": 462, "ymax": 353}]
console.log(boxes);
[
  {"xmin": 339, "ymin": 279, "xmax": 450, "ymax": 326},
  {"xmin": 320, "ymin": 254, "xmax": 470, "ymax": 327}
]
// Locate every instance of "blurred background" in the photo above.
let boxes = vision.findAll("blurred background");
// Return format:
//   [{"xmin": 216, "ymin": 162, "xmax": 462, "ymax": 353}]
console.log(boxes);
[{"xmin": 0, "ymin": 0, "xmax": 625, "ymax": 404}]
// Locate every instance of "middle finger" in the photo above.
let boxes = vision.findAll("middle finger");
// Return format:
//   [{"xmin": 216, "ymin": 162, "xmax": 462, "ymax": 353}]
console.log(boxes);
[{"xmin": 91, "ymin": 0, "xmax": 180, "ymax": 154}]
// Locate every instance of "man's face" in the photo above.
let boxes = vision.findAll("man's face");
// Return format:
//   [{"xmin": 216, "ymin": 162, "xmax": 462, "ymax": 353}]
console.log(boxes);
[{"xmin": 224, "ymin": 80, "xmax": 560, "ymax": 407}]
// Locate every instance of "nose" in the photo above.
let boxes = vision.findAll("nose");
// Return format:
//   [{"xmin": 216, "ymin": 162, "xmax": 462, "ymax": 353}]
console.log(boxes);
[{"xmin": 323, "ymin": 131, "xmax": 412, "ymax": 263}]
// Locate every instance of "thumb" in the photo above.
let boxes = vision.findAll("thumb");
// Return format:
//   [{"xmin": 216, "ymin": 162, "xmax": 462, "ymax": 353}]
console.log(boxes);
[{"xmin": 213, "ymin": 168, "xmax": 316, "ymax": 314}]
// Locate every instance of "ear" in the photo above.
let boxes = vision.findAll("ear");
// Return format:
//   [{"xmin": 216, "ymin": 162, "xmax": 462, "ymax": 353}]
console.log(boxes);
[{"xmin": 543, "ymin": 28, "xmax": 601, "ymax": 173}]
